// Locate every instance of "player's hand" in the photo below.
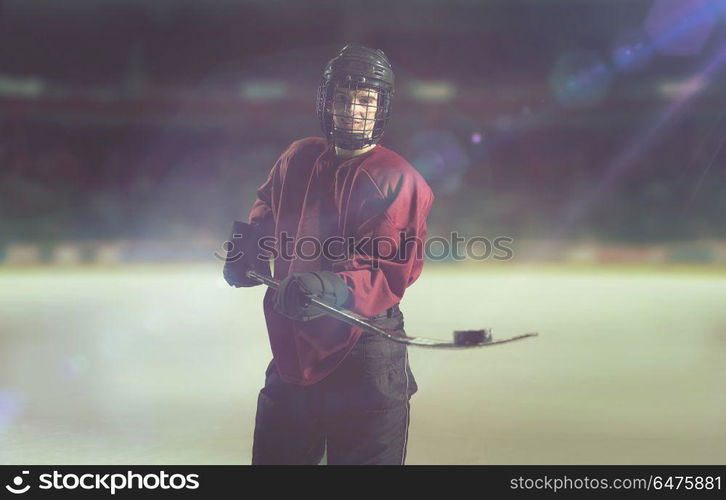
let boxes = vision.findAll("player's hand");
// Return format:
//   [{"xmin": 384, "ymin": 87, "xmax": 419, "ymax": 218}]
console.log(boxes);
[
  {"xmin": 273, "ymin": 271, "xmax": 349, "ymax": 321},
  {"xmin": 222, "ymin": 221, "xmax": 269, "ymax": 287}
]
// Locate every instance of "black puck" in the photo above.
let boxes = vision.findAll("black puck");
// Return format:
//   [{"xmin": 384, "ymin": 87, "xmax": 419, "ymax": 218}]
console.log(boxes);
[{"xmin": 453, "ymin": 329, "xmax": 492, "ymax": 345}]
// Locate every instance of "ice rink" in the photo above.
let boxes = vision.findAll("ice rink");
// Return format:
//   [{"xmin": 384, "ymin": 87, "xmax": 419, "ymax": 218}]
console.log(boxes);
[{"xmin": 1, "ymin": 263, "xmax": 725, "ymax": 464}]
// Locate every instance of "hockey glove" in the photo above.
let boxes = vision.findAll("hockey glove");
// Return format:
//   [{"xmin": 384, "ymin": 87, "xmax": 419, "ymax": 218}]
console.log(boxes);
[
  {"xmin": 273, "ymin": 271, "xmax": 350, "ymax": 321},
  {"xmin": 222, "ymin": 221, "xmax": 270, "ymax": 288}
]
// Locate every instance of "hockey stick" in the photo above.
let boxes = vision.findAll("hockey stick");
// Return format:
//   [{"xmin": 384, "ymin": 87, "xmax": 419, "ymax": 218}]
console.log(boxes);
[{"xmin": 246, "ymin": 270, "xmax": 538, "ymax": 349}]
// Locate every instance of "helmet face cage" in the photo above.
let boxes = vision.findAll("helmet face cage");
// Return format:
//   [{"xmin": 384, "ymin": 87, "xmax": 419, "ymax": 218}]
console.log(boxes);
[{"xmin": 316, "ymin": 77, "xmax": 392, "ymax": 150}]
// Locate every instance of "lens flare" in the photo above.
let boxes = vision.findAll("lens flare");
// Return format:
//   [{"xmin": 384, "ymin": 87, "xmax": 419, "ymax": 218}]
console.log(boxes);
[{"xmin": 645, "ymin": 0, "xmax": 719, "ymax": 56}]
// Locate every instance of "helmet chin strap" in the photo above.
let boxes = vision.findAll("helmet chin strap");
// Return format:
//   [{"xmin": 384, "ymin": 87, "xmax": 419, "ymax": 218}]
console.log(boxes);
[
  {"xmin": 332, "ymin": 130, "xmax": 373, "ymax": 151},
  {"xmin": 334, "ymin": 141, "xmax": 377, "ymax": 158}
]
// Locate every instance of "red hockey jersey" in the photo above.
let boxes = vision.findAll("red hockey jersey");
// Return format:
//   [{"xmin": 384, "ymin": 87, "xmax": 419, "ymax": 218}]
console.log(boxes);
[{"xmin": 248, "ymin": 137, "xmax": 434, "ymax": 385}]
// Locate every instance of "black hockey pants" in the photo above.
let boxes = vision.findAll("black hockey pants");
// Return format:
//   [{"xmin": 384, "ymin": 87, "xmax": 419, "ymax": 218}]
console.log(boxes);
[{"xmin": 251, "ymin": 305, "xmax": 418, "ymax": 465}]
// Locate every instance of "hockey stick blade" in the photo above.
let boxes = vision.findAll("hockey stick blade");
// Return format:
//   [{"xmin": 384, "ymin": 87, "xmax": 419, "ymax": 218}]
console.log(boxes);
[{"xmin": 246, "ymin": 270, "xmax": 539, "ymax": 349}]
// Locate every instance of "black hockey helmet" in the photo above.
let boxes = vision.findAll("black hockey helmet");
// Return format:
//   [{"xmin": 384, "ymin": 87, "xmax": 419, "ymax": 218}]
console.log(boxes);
[{"xmin": 316, "ymin": 44, "xmax": 395, "ymax": 150}]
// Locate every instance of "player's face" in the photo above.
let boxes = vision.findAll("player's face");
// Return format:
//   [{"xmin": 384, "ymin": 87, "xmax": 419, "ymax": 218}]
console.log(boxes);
[{"xmin": 331, "ymin": 87, "xmax": 379, "ymax": 137}]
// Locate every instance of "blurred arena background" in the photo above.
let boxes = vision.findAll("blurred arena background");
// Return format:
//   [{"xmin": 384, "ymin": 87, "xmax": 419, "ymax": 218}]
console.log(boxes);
[{"xmin": 1, "ymin": 0, "xmax": 725, "ymax": 464}]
